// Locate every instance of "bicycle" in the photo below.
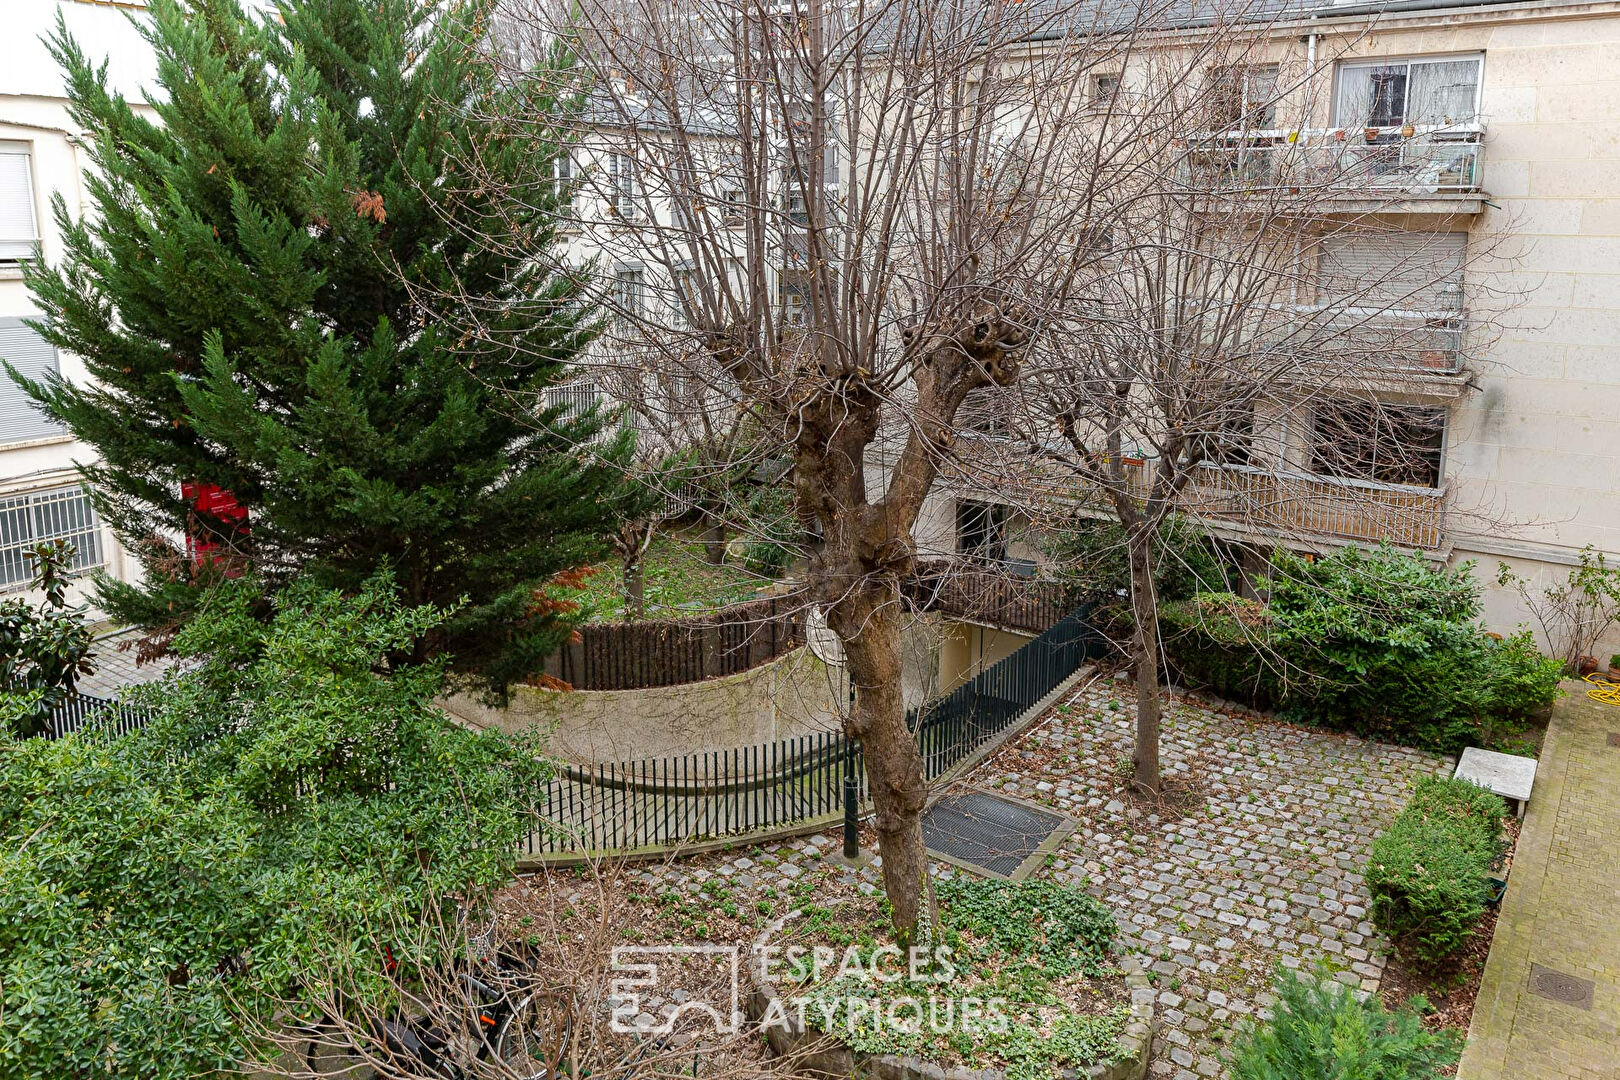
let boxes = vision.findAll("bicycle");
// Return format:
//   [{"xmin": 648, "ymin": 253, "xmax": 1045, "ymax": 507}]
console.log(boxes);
[{"xmin": 298, "ymin": 942, "xmax": 576, "ymax": 1080}]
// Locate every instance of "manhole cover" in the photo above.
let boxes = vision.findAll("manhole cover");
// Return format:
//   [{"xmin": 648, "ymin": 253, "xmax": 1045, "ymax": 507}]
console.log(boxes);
[
  {"xmin": 1528, "ymin": 964, "xmax": 1594, "ymax": 1010},
  {"xmin": 922, "ymin": 791, "xmax": 1072, "ymax": 880}
]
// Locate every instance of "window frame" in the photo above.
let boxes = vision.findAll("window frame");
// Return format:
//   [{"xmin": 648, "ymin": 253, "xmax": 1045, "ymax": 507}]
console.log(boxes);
[
  {"xmin": 1330, "ymin": 54, "xmax": 1484, "ymax": 130},
  {"xmin": 0, "ymin": 142, "xmax": 41, "ymax": 265},
  {"xmin": 0, "ymin": 484, "xmax": 104, "ymax": 591},
  {"xmin": 1308, "ymin": 398, "xmax": 1447, "ymax": 490}
]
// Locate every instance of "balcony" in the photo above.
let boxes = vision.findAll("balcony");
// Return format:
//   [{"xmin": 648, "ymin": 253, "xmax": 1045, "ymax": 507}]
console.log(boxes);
[
  {"xmin": 1171, "ymin": 464, "xmax": 1447, "ymax": 551},
  {"xmin": 1182, "ymin": 126, "xmax": 1486, "ymax": 214},
  {"xmin": 943, "ymin": 455, "xmax": 1448, "ymax": 552}
]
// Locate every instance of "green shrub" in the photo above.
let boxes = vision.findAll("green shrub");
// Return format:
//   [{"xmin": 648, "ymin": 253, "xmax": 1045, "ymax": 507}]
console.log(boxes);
[
  {"xmin": 1483, "ymin": 631, "xmax": 1565, "ymax": 724},
  {"xmin": 0, "ymin": 575, "xmax": 547, "ymax": 1080},
  {"xmin": 1161, "ymin": 546, "xmax": 1564, "ymax": 754},
  {"xmin": 1366, "ymin": 777, "xmax": 1507, "ymax": 968},
  {"xmin": 1229, "ymin": 965, "xmax": 1460, "ymax": 1080}
]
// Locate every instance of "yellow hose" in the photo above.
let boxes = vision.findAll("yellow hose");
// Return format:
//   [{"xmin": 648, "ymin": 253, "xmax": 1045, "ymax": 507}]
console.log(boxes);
[{"xmin": 1584, "ymin": 672, "xmax": 1620, "ymax": 706}]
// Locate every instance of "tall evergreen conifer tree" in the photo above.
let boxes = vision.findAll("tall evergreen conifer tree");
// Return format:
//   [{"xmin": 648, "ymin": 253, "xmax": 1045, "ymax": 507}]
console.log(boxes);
[{"xmin": 16, "ymin": 0, "xmax": 622, "ymax": 687}]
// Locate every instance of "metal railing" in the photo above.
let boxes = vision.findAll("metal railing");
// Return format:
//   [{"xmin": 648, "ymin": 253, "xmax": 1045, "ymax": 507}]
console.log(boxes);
[
  {"xmin": 43, "ymin": 691, "xmax": 150, "ymax": 740},
  {"xmin": 523, "ymin": 607, "xmax": 1102, "ymax": 857},
  {"xmin": 31, "ymin": 610, "xmax": 1105, "ymax": 861},
  {"xmin": 1182, "ymin": 126, "xmax": 1484, "ymax": 196}
]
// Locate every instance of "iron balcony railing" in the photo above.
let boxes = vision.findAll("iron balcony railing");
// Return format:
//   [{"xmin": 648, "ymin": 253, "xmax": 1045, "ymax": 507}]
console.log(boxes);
[{"xmin": 1182, "ymin": 126, "xmax": 1484, "ymax": 196}]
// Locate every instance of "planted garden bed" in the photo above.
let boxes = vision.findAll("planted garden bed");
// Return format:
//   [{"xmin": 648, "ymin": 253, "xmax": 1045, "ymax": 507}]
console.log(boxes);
[{"xmin": 746, "ymin": 881, "xmax": 1153, "ymax": 1080}]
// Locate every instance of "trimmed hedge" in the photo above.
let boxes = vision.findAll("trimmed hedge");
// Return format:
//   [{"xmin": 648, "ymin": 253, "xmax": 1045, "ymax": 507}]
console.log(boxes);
[
  {"xmin": 1367, "ymin": 776, "xmax": 1508, "ymax": 968},
  {"xmin": 1160, "ymin": 545, "xmax": 1563, "ymax": 754},
  {"xmin": 1229, "ymin": 965, "xmax": 1461, "ymax": 1080}
]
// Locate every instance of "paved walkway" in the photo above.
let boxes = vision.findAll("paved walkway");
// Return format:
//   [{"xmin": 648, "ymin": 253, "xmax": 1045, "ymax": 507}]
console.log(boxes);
[
  {"xmin": 1459, "ymin": 684, "xmax": 1620, "ymax": 1080},
  {"xmin": 76, "ymin": 628, "xmax": 177, "ymax": 697}
]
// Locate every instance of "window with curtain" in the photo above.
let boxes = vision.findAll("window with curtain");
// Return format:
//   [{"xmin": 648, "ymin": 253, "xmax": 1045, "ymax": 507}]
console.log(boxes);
[
  {"xmin": 1334, "ymin": 56, "xmax": 1482, "ymax": 128},
  {"xmin": 0, "ymin": 143, "xmax": 39, "ymax": 264}
]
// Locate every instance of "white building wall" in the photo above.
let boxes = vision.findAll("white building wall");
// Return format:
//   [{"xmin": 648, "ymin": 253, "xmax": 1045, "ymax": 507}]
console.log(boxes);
[{"xmin": 0, "ymin": 0, "xmax": 158, "ymax": 603}]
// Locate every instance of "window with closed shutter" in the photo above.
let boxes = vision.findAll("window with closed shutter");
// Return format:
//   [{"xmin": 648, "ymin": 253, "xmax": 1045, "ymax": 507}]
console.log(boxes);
[
  {"xmin": 1318, "ymin": 232, "xmax": 1466, "ymax": 313},
  {"xmin": 0, "ymin": 318, "xmax": 64, "ymax": 444},
  {"xmin": 0, "ymin": 143, "xmax": 39, "ymax": 264}
]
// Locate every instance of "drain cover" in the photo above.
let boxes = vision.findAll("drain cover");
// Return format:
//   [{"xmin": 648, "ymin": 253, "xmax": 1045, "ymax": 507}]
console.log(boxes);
[
  {"xmin": 1528, "ymin": 964, "xmax": 1594, "ymax": 1010},
  {"xmin": 922, "ymin": 791, "xmax": 1072, "ymax": 880}
]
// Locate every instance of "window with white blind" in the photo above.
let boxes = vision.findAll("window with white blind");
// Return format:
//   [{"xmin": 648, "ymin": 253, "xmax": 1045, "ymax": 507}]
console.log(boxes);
[
  {"xmin": 0, "ymin": 318, "xmax": 65, "ymax": 444},
  {"xmin": 0, "ymin": 143, "xmax": 40, "ymax": 264},
  {"xmin": 1333, "ymin": 56, "xmax": 1482, "ymax": 129},
  {"xmin": 0, "ymin": 485, "xmax": 103, "ymax": 590}
]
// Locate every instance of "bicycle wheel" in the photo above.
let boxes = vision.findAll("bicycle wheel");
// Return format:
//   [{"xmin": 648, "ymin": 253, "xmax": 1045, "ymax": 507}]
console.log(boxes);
[
  {"xmin": 494, "ymin": 989, "xmax": 575, "ymax": 1080},
  {"xmin": 298, "ymin": 1016, "xmax": 372, "ymax": 1079}
]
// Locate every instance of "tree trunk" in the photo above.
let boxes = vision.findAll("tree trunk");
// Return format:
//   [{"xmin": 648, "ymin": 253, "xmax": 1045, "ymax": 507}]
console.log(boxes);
[
  {"xmin": 623, "ymin": 553, "xmax": 645, "ymax": 620},
  {"xmin": 1128, "ymin": 526, "xmax": 1162, "ymax": 795},
  {"xmin": 839, "ymin": 595, "xmax": 929, "ymax": 945},
  {"xmin": 702, "ymin": 515, "xmax": 726, "ymax": 565}
]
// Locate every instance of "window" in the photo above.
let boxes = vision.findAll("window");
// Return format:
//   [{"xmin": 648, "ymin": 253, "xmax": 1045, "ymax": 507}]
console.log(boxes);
[
  {"xmin": 1209, "ymin": 402, "xmax": 1254, "ymax": 467},
  {"xmin": 782, "ymin": 164, "xmax": 809, "ymax": 225},
  {"xmin": 545, "ymin": 380, "xmax": 601, "ymax": 421},
  {"xmin": 608, "ymin": 152, "xmax": 638, "ymax": 220},
  {"xmin": 670, "ymin": 268, "xmax": 700, "ymax": 330},
  {"xmin": 1334, "ymin": 56, "xmax": 1482, "ymax": 129},
  {"xmin": 1090, "ymin": 72, "xmax": 1121, "ymax": 109},
  {"xmin": 777, "ymin": 273, "xmax": 811, "ymax": 327},
  {"xmin": 718, "ymin": 152, "xmax": 746, "ymax": 225},
  {"xmin": 552, "ymin": 149, "xmax": 577, "ymax": 219},
  {"xmin": 0, "ymin": 318, "xmax": 64, "ymax": 444},
  {"xmin": 0, "ymin": 485, "xmax": 103, "ymax": 590},
  {"xmin": 0, "ymin": 143, "xmax": 39, "ymax": 264},
  {"xmin": 1209, "ymin": 64, "xmax": 1279, "ymax": 130},
  {"xmin": 1311, "ymin": 400, "xmax": 1444, "ymax": 488},
  {"xmin": 1318, "ymin": 231, "xmax": 1466, "ymax": 312},
  {"xmin": 957, "ymin": 500, "xmax": 1009, "ymax": 562},
  {"xmin": 613, "ymin": 266, "xmax": 646, "ymax": 328}
]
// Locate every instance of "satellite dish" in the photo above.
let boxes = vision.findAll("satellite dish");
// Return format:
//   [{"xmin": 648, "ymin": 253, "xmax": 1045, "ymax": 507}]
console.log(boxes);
[{"xmin": 806, "ymin": 606, "xmax": 844, "ymax": 668}]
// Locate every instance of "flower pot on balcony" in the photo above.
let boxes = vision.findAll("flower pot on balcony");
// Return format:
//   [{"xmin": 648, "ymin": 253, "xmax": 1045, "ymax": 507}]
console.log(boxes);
[
  {"xmin": 1399, "ymin": 123, "xmax": 1416, "ymax": 139},
  {"xmin": 1577, "ymin": 654, "xmax": 1600, "ymax": 677},
  {"xmin": 1420, "ymin": 349, "xmax": 1451, "ymax": 370},
  {"xmin": 1364, "ymin": 127, "xmax": 1380, "ymax": 143}
]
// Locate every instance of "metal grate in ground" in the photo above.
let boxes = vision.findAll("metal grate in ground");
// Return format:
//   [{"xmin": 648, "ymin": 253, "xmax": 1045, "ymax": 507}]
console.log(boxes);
[{"xmin": 922, "ymin": 790, "xmax": 1074, "ymax": 881}]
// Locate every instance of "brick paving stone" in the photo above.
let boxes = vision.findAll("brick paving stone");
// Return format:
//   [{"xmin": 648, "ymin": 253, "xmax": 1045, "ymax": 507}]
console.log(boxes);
[{"xmin": 624, "ymin": 675, "xmax": 1451, "ymax": 1078}]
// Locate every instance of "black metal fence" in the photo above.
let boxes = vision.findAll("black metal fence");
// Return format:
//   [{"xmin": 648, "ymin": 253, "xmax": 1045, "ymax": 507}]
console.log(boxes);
[
  {"xmin": 523, "ymin": 606, "xmax": 1102, "ymax": 857},
  {"xmin": 32, "ymin": 607, "xmax": 1104, "ymax": 862}
]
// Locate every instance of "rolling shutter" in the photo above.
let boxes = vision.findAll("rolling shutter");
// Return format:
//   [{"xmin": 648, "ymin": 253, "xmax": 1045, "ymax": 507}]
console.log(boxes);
[
  {"xmin": 1319, "ymin": 231, "xmax": 1466, "ymax": 312},
  {"xmin": 0, "ymin": 144, "xmax": 38, "ymax": 262},
  {"xmin": 0, "ymin": 318, "xmax": 65, "ymax": 444}
]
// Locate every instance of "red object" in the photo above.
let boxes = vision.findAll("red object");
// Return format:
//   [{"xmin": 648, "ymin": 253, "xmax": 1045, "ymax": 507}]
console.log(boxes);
[{"xmin": 181, "ymin": 481, "xmax": 249, "ymax": 568}]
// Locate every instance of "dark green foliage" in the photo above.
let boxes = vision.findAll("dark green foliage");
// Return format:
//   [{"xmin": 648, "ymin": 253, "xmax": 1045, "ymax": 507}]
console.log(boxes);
[
  {"xmin": 1161, "ymin": 546, "xmax": 1564, "ymax": 753},
  {"xmin": 0, "ymin": 575, "xmax": 546, "ymax": 1079},
  {"xmin": 1367, "ymin": 776, "xmax": 1507, "ymax": 968},
  {"xmin": 935, "ymin": 877, "xmax": 1118, "ymax": 978},
  {"xmin": 15, "ymin": 0, "xmax": 627, "ymax": 688},
  {"xmin": 1044, "ymin": 515, "xmax": 1236, "ymax": 606},
  {"xmin": 0, "ymin": 540, "xmax": 95, "ymax": 736},
  {"xmin": 1229, "ymin": 965, "xmax": 1461, "ymax": 1080},
  {"xmin": 740, "ymin": 483, "xmax": 799, "ymax": 578}
]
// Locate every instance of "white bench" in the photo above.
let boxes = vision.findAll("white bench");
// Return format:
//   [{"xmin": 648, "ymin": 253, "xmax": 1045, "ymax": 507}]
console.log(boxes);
[{"xmin": 1454, "ymin": 746, "xmax": 1538, "ymax": 818}]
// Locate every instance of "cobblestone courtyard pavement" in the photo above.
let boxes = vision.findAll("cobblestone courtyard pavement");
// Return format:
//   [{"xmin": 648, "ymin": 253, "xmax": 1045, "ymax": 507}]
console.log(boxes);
[{"xmin": 612, "ymin": 674, "xmax": 1452, "ymax": 1079}]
